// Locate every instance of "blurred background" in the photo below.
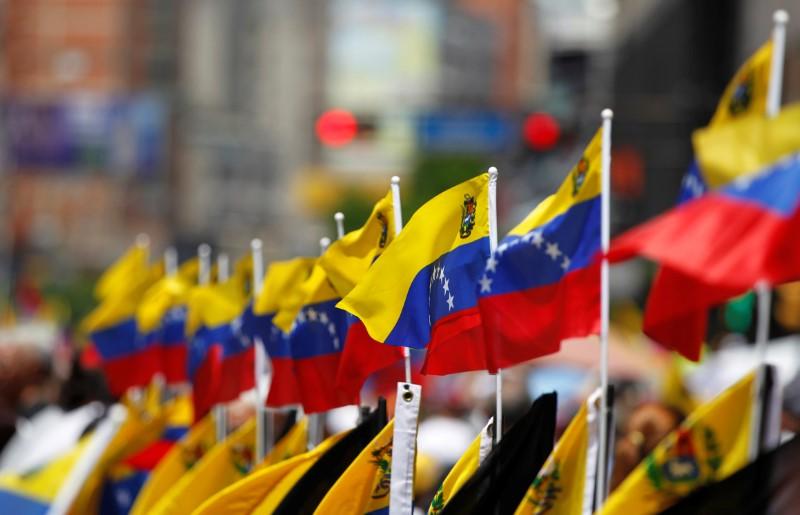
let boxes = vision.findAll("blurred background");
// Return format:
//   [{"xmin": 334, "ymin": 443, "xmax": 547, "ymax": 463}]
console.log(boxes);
[{"xmin": 1, "ymin": 0, "xmax": 800, "ymax": 497}]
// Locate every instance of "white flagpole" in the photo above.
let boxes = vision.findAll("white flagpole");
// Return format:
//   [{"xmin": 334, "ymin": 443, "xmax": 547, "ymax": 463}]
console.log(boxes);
[
  {"xmin": 335, "ymin": 212, "xmax": 346, "ymax": 240},
  {"xmin": 487, "ymin": 166, "xmax": 502, "ymax": 444},
  {"xmin": 164, "ymin": 246, "xmax": 178, "ymax": 277},
  {"xmin": 391, "ymin": 176, "xmax": 412, "ymax": 384},
  {"xmin": 251, "ymin": 238, "xmax": 272, "ymax": 463},
  {"xmin": 307, "ymin": 236, "xmax": 332, "ymax": 449},
  {"xmin": 595, "ymin": 108, "xmax": 613, "ymax": 507},
  {"xmin": 198, "ymin": 243, "xmax": 211, "ymax": 285},
  {"xmin": 750, "ymin": 9, "xmax": 788, "ymax": 459}
]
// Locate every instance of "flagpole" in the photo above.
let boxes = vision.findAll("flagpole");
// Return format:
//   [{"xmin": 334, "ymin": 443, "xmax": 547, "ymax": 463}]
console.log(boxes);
[
  {"xmin": 198, "ymin": 243, "xmax": 211, "ymax": 285},
  {"xmin": 213, "ymin": 252, "xmax": 230, "ymax": 442},
  {"xmin": 391, "ymin": 176, "xmax": 412, "ymax": 384},
  {"xmin": 251, "ymin": 238, "xmax": 272, "ymax": 463},
  {"xmin": 164, "ymin": 246, "xmax": 178, "ymax": 277},
  {"xmin": 596, "ymin": 108, "xmax": 614, "ymax": 508},
  {"xmin": 307, "ymin": 236, "xmax": 332, "ymax": 449},
  {"xmin": 486, "ymin": 166, "xmax": 502, "ymax": 444},
  {"xmin": 750, "ymin": 9, "xmax": 788, "ymax": 459}
]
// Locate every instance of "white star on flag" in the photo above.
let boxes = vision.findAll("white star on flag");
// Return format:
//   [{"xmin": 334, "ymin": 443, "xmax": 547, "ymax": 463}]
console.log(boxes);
[
  {"xmin": 496, "ymin": 242, "xmax": 508, "ymax": 255},
  {"xmin": 319, "ymin": 312, "xmax": 328, "ymax": 324},
  {"xmin": 442, "ymin": 277, "xmax": 450, "ymax": 294},
  {"xmin": 307, "ymin": 308, "xmax": 318, "ymax": 321},
  {"xmin": 545, "ymin": 242, "xmax": 561, "ymax": 260},
  {"xmin": 439, "ymin": 265, "xmax": 446, "ymax": 280},
  {"xmin": 485, "ymin": 255, "xmax": 498, "ymax": 273},
  {"xmin": 531, "ymin": 231, "xmax": 544, "ymax": 248},
  {"xmin": 446, "ymin": 293, "xmax": 455, "ymax": 310},
  {"xmin": 561, "ymin": 256, "xmax": 571, "ymax": 270},
  {"xmin": 479, "ymin": 274, "xmax": 492, "ymax": 293}
]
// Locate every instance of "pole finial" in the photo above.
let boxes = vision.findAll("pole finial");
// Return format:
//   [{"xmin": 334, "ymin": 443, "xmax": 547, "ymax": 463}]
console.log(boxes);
[
  {"xmin": 601, "ymin": 108, "xmax": 614, "ymax": 120},
  {"xmin": 391, "ymin": 175, "xmax": 400, "ymax": 185},
  {"xmin": 334, "ymin": 212, "xmax": 344, "ymax": 222},
  {"xmin": 251, "ymin": 238, "xmax": 262, "ymax": 251},
  {"xmin": 488, "ymin": 166, "xmax": 498, "ymax": 177},
  {"xmin": 774, "ymin": 9, "xmax": 789, "ymax": 25},
  {"xmin": 320, "ymin": 237, "xmax": 332, "ymax": 252},
  {"xmin": 198, "ymin": 243, "xmax": 211, "ymax": 257},
  {"xmin": 135, "ymin": 233, "xmax": 150, "ymax": 248}
]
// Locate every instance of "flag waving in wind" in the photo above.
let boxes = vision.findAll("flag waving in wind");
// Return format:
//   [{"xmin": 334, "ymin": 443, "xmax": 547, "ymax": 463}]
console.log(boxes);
[
  {"xmin": 339, "ymin": 174, "xmax": 491, "ymax": 375},
  {"xmin": 478, "ymin": 130, "xmax": 602, "ymax": 371},
  {"xmin": 314, "ymin": 192, "xmax": 405, "ymax": 398},
  {"xmin": 252, "ymin": 258, "xmax": 314, "ymax": 408}
]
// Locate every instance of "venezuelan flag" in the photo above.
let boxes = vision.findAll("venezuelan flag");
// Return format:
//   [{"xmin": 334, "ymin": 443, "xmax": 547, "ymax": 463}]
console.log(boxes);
[
  {"xmin": 677, "ymin": 41, "xmax": 773, "ymax": 202},
  {"xmin": 283, "ymin": 262, "xmax": 358, "ymax": 413},
  {"xmin": 83, "ymin": 257, "xmax": 163, "ymax": 395},
  {"xmin": 339, "ymin": 174, "xmax": 490, "ymax": 375},
  {"xmin": 478, "ymin": 131, "xmax": 602, "ymax": 371},
  {"xmin": 185, "ymin": 279, "xmax": 246, "ymax": 420},
  {"xmin": 314, "ymin": 192, "xmax": 404, "ymax": 398},
  {"xmin": 609, "ymin": 105, "xmax": 800, "ymax": 360},
  {"xmin": 136, "ymin": 264, "xmax": 196, "ymax": 385},
  {"xmin": 251, "ymin": 258, "xmax": 315, "ymax": 407}
]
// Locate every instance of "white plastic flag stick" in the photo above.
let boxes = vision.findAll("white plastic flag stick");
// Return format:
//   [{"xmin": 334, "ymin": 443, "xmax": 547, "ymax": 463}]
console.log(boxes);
[
  {"xmin": 595, "ymin": 108, "xmax": 614, "ymax": 508},
  {"xmin": 198, "ymin": 243, "xmax": 211, "ymax": 285},
  {"xmin": 135, "ymin": 233, "xmax": 150, "ymax": 258},
  {"xmin": 164, "ymin": 247, "xmax": 178, "ymax": 277},
  {"xmin": 214, "ymin": 252, "xmax": 231, "ymax": 443},
  {"xmin": 389, "ymin": 382, "xmax": 421, "ymax": 515},
  {"xmin": 127, "ymin": 234, "xmax": 150, "ymax": 406},
  {"xmin": 307, "ymin": 236, "xmax": 332, "ymax": 449},
  {"xmin": 335, "ymin": 212, "xmax": 345, "ymax": 240},
  {"xmin": 750, "ymin": 9, "xmax": 788, "ymax": 460},
  {"xmin": 486, "ymin": 166, "xmax": 502, "ymax": 444},
  {"xmin": 217, "ymin": 253, "xmax": 229, "ymax": 282},
  {"xmin": 390, "ymin": 176, "xmax": 412, "ymax": 384},
  {"xmin": 251, "ymin": 238, "xmax": 273, "ymax": 463}
]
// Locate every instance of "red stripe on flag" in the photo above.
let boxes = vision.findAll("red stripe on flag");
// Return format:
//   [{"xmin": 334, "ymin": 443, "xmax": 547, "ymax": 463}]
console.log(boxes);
[
  {"xmin": 336, "ymin": 321, "xmax": 404, "ymax": 398},
  {"xmin": 266, "ymin": 357, "xmax": 302, "ymax": 407},
  {"xmin": 294, "ymin": 353, "xmax": 359, "ymax": 414},
  {"xmin": 479, "ymin": 263, "xmax": 600, "ymax": 372},
  {"xmin": 101, "ymin": 346, "xmax": 162, "ymax": 396},
  {"xmin": 217, "ymin": 347, "xmax": 255, "ymax": 403},
  {"xmin": 421, "ymin": 306, "xmax": 488, "ymax": 375}
]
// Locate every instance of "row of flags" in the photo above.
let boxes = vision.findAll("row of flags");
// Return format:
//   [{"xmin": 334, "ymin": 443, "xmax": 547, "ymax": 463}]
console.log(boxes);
[
  {"xmin": 0, "ymin": 363, "xmax": 781, "ymax": 514},
  {"xmin": 3, "ymin": 17, "xmax": 797, "ymax": 514}
]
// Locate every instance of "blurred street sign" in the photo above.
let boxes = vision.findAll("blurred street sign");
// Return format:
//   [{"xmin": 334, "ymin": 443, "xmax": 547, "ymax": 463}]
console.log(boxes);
[{"xmin": 417, "ymin": 111, "xmax": 515, "ymax": 153}]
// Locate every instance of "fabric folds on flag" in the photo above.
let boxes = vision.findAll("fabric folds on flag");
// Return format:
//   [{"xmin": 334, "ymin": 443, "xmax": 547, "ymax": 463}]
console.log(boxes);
[
  {"xmin": 600, "ymin": 371, "xmax": 757, "ymax": 514},
  {"xmin": 608, "ymin": 106, "xmax": 800, "ymax": 360},
  {"xmin": 252, "ymin": 258, "xmax": 314, "ymax": 407},
  {"xmin": 148, "ymin": 418, "xmax": 255, "ymax": 515},
  {"xmin": 660, "ymin": 433, "xmax": 800, "ymax": 515},
  {"xmin": 314, "ymin": 192, "xmax": 404, "ymax": 398},
  {"xmin": 282, "ymin": 262, "xmax": 358, "ymax": 413},
  {"xmin": 193, "ymin": 429, "xmax": 347, "ymax": 515},
  {"xmin": 677, "ymin": 41, "xmax": 772, "ymax": 202},
  {"xmin": 439, "ymin": 392, "xmax": 557, "ymax": 514},
  {"xmin": 271, "ymin": 399, "xmax": 388, "ymax": 514},
  {"xmin": 129, "ymin": 414, "xmax": 217, "ymax": 515},
  {"xmin": 428, "ymin": 418, "xmax": 493, "ymax": 514},
  {"xmin": 339, "ymin": 174, "xmax": 491, "ymax": 375},
  {"xmin": 185, "ymin": 279, "xmax": 246, "ymax": 419},
  {"xmin": 315, "ymin": 419, "xmax": 395, "ymax": 514},
  {"xmin": 477, "ymin": 130, "xmax": 602, "ymax": 372},
  {"xmin": 83, "ymin": 260, "xmax": 162, "ymax": 395},
  {"xmin": 514, "ymin": 397, "xmax": 599, "ymax": 515},
  {"xmin": 94, "ymin": 244, "xmax": 150, "ymax": 301}
]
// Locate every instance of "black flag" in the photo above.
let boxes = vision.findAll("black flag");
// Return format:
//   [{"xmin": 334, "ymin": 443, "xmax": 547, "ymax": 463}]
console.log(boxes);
[
  {"xmin": 441, "ymin": 392, "xmax": 557, "ymax": 514},
  {"xmin": 272, "ymin": 398, "xmax": 388, "ymax": 514}
]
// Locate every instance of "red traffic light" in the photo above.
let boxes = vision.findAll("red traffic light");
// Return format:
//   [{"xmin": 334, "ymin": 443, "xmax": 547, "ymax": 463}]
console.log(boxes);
[
  {"xmin": 523, "ymin": 112, "xmax": 561, "ymax": 151},
  {"xmin": 316, "ymin": 109, "xmax": 358, "ymax": 147}
]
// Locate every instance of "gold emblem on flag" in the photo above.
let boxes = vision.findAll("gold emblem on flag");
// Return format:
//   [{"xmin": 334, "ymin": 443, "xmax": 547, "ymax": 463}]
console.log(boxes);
[
  {"xmin": 572, "ymin": 157, "xmax": 590, "ymax": 196},
  {"xmin": 370, "ymin": 441, "xmax": 393, "ymax": 499},
  {"xmin": 459, "ymin": 194, "xmax": 477, "ymax": 238}
]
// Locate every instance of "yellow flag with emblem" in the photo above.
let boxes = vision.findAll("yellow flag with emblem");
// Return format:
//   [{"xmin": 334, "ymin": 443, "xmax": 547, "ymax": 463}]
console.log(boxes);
[
  {"xmin": 318, "ymin": 191, "xmax": 395, "ymax": 297},
  {"xmin": 515, "ymin": 398, "xmax": 598, "ymax": 515},
  {"xmin": 709, "ymin": 41, "xmax": 772, "ymax": 127},
  {"xmin": 600, "ymin": 371, "xmax": 756, "ymax": 514},
  {"xmin": 314, "ymin": 419, "xmax": 395, "ymax": 514},
  {"xmin": 257, "ymin": 418, "xmax": 309, "ymax": 470},
  {"xmin": 149, "ymin": 418, "xmax": 256, "ymax": 515},
  {"xmin": 129, "ymin": 414, "xmax": 217, "ymax": 515},
  {"xmin": 429, "ymin": 419, "xmax": 493, "ymax": 514},
  {"xmin": 193, "ymin": 430, "xmax": 347, "ymax": 515}
]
